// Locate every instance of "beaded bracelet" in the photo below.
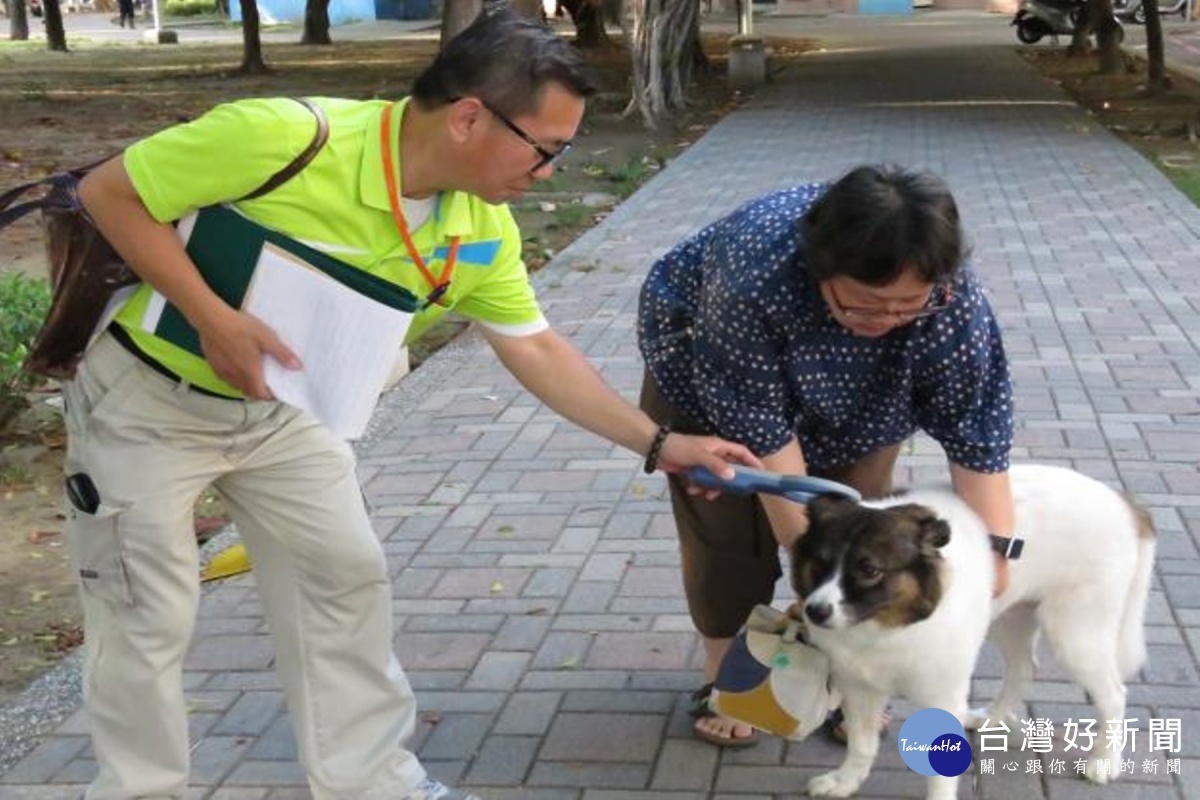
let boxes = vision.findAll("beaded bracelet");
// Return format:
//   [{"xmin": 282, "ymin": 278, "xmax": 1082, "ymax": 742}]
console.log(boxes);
[{"xmin": 643, "ymin": 424, "xmax": 671, "ymax": 474}]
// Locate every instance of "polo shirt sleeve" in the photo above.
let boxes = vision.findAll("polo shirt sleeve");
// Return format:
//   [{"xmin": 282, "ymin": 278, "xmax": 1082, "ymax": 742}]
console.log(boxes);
[
  {"xmin": 690, "ymin": 229, "xmax": 798, "ymax": 458},
  {"xmin": 123, "ymin": 98, "xmax": 321, "ymax": 223},
  {"xmin": 913, "ymin": 274, "xmax": 1013, "ymax": 473},
  {"xmin": 454, "ymin": 206, "xmax": 547, "ymax": 337}
]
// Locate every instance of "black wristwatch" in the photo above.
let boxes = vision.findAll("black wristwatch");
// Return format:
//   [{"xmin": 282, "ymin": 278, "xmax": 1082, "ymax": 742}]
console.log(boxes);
[{"xmin": 989, "ymin": 534, "xmax": 1024, "ymax": 560}]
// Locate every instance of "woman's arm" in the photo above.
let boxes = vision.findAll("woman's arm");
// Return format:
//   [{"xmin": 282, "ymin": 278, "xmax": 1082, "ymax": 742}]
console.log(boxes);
[{"xmin": 950, "ymin": 463, "xmax": 1014, "ymax": 595}]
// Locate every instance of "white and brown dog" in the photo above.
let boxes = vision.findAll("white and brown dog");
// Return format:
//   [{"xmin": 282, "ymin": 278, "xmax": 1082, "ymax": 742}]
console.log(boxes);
[{"xmin": 791, "ymin": 464, "xmax": 1156, "ymax": 800}]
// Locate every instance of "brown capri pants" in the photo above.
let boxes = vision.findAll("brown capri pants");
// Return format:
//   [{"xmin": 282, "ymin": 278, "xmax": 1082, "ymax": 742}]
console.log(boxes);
[{"xmin": 640, "ymin": 374, "xmax": 901, "ymax": 639}]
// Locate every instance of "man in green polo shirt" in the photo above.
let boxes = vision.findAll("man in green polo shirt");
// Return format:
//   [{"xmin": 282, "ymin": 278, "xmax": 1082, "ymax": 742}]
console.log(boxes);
[{"xmin": 68, "ymin": 10, "xmax": 757, "ymax": 800}]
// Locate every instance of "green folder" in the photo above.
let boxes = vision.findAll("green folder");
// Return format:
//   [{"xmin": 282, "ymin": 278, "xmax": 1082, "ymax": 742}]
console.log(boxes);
[{"xmin": 155, "ymin": 204, "xmax": 420, "ymax": 357}]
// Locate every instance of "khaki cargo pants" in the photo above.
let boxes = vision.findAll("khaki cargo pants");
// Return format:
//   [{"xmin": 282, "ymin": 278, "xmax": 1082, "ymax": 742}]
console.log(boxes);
[{"xmin": 63, "ymin": 332, "xmax": 425, "ymax": 799}]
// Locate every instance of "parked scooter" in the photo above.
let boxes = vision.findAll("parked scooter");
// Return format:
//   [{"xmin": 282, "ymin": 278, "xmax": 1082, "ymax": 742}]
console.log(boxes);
[
  {"xmin": 1012, "ymin": 0, "xmax": 1125, "ymax": 44},
  {"xmin": 1114, "ymin": 0, "xmax": 1188, "ymax": 25}
]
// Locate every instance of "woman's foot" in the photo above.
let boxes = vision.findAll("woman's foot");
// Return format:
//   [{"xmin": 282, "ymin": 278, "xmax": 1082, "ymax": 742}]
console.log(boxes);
[
  {"xmin": 689, "ymin": 682, "xmax": 760, "ymax": 749},
  {"xmin": 693, "ymin": 713, "xmax": 760, "ymax": 748}
]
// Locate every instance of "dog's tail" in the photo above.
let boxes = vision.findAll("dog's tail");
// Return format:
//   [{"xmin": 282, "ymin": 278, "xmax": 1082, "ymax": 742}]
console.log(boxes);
[{"xmin": 1117, "ymin": 496, "xmax": 1157, "ymax": 680}]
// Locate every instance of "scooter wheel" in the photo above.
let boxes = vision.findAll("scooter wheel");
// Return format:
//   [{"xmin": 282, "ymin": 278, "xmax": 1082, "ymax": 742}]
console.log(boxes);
[
  {"xmin": 1132, "ymin": 4, "xmax": 1145, "ymax": 23},
  {"xmin": 1016, "ymin": 20, "xmax": 1047, "ymax": 43}
]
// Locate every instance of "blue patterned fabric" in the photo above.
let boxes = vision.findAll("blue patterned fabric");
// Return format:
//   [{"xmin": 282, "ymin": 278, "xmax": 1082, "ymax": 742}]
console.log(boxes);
[{"xmin": 637, "ymin": 184, "xmax": 1012, "ymax": 472}]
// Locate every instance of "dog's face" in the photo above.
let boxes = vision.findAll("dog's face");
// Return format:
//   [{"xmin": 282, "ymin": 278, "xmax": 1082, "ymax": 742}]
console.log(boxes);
[{"xmin": 791, "ymin": 496, "xmax": 951, "ymax": 630}]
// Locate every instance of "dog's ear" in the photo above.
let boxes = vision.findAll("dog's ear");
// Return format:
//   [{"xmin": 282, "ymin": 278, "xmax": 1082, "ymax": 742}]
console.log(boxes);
[
  {"xmin": 921, "ymin": 518, "xmax": 951, "ymax": 552},
  {"xmin": 807, "ymin": 494, "xmax": 857, "ymax": 528},
  {"xmin": 890, "ymin": 503, "xmax": 951, "ymax": 553}
]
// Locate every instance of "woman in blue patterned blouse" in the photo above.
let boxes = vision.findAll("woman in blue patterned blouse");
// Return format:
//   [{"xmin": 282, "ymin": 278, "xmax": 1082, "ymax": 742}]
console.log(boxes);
[{"xmin": 637, "ymin": 164, "xmax": 1016, "ymax": 749}]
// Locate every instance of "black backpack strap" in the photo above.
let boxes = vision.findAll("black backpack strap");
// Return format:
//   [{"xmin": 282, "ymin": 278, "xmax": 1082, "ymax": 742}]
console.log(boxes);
[
  {"xmin": 0, "ymin": 171, "xmax": 84, "ymax": 228},
  {"xmin": 238, "ymin": 98, "xmax": 330, "ymax": 202}
]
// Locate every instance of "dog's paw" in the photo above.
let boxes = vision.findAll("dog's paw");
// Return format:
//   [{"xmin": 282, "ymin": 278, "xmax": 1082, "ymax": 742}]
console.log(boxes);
[
  {"xmin": 963, "ymin": 707, "xmax": 991, "ymax": 731},
  {"xmin": 1083, "ymin": 757, "xmax": 1116, "ymax": 785},
  {"xmin": 963, "ymin": 707, "xmax": 1011, "ymax": 731},
  {"xmin": 808, "ymin": 769, "xmax": 864, "ymax": 797}
]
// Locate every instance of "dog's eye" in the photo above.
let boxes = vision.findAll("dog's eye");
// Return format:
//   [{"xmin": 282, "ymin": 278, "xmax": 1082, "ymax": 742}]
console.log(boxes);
[{"xmin": 855, "ymin": 561, "xmax": 883, "ymax": 583}]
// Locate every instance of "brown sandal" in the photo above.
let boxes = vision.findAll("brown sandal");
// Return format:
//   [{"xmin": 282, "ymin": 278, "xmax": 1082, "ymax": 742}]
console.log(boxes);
[{"xmin": 689, "ymin": 683, "xmax": 761, "ymax": 749}]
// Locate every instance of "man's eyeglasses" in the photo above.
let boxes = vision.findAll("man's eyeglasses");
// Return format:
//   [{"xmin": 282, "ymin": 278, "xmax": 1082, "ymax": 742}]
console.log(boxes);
[
  {"xmin": 827, "ymin": 282, "xmax": 953, "ymax": 323},
  {"xmin": 479, "ymin": 99, "xmax": 573, "ymax": 171}
]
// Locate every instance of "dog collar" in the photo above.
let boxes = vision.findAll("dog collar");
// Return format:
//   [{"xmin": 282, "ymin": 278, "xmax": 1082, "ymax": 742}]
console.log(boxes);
[{"xmin": 990, "ymin": 534, "xmax": 1025, "ymax": 560}]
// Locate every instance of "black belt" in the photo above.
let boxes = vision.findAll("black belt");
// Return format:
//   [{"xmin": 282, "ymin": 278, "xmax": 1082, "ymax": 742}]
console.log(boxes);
[{"xmin": 107, "ymin": 323, "xmax": 242, "ymax": 401}]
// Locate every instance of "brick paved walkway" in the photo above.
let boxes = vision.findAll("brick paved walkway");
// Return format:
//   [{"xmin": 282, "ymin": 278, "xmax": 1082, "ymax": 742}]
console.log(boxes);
[{"xmin": 3, "ymin": 21, "xmax": 1200, "ymax": 800}]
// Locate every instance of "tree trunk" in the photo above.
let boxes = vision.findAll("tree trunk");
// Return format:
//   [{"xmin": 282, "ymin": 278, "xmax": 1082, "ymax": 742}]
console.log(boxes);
[
  {"xmin": 1142, "ymin": 0, "xmax": 1167, "ymax": 93},
  {"xmin": 8, "ymin": 0, "xmax": 30, "ymax": 41},
  {"xmin": 560, "ymin": 0, "xmax": 613, "ymax": 48},
  {"xmin": 1067, "ymin": 0, "xmax": 1121, "ymax": 73},
  {"xmin": 690, "ymin": 6, "xmax": 708, "ymax": 75},
  {"xmin": 440, "ymin": 0, "xmax": 482, "ymax": 44},
  {"xmin": 43, "ymin": 0, "xmax": 68, "ymax": 51},
  {"xmin": 1093, "ymin": 0, "xmax": 1122, "ymax": 72},
  {"xmin": 628, "ymin": 0, "xmax": 702, "ymax": 130},
  {"xmin": 1067, "ymin": 0, "xmax": 1091, "ymax": 55},
  {"xmin": 238, "ymin": 0, "xmax": 269, "ymax": 73},
  {"xmin": 301, "ymin": 0, "xmax": 332, "ymax": 44}
]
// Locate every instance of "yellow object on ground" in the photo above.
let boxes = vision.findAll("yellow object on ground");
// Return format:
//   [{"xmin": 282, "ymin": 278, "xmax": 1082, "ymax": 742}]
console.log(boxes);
[{"xmin": 200, "ymin": 543, "xmax": 253, "ymax": 581}]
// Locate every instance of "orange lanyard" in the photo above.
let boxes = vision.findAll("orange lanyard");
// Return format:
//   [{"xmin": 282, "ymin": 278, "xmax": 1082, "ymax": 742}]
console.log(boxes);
[{"xmin": 381, "ymin": 103, "xmax": 459, "ymax": 306}]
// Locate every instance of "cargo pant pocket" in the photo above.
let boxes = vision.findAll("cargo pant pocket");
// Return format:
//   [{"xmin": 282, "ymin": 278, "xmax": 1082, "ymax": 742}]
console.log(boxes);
[{"xmin": 68, "ymin": 501, "xmax": 134, "ymax": 607}]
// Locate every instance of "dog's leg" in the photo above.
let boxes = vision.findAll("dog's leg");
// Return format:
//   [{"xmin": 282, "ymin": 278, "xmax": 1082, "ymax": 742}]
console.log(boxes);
[
  {"xmin": 1039, "ymin": 593, "xmax": 1128, "ymax": 783},
  {"xmin": 808, "ymin": 686, "xmax": 888, "ymax": 798},
  {"xmin": 912, "ymin": 683, "xmax": 972, "ymax": 800},
  {"xmin": 966, "ymin": 604, "xmax": 1038, "ymax": 730}
]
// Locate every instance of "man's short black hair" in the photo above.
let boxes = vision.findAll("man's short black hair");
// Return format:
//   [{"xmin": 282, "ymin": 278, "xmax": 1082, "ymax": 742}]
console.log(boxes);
[
  {"xmin": 411, "ymin": 9, "xmax": 597, "ymax": 119},
  {"xmin": 802, "ymin": 165, "xmax": 969, "ymax": 286}
]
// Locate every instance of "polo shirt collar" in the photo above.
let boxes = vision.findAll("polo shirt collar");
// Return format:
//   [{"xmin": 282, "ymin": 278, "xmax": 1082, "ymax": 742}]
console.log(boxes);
[
  {"xmin": 360, "ymin": 97, "xmax": 406, "ymax": 214},
  {"xmin": 361, "ymin": 97, "xmax": 477, "ymax": 239}
]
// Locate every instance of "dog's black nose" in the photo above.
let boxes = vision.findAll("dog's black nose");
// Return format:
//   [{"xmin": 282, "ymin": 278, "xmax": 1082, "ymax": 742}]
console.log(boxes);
[{"xmin": 806, "ymin": 602, "xmax": 833, "ymax": 625}]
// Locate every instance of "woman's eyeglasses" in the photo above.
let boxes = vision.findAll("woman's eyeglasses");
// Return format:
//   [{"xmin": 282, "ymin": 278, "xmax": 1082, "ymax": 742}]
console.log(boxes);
[{"xmin": 827, "ymin": 282, "xmax": 953, "ymax": 323}]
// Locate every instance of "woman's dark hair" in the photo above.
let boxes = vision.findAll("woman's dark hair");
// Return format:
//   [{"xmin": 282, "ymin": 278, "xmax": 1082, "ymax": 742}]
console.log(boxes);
[
  {"xmin": 802, "ymin": 165, "xmax": 969, "ymax": 286},
  {"xmin": 411, "ymin": 9, "xmax": 597, "ymax": 118}
]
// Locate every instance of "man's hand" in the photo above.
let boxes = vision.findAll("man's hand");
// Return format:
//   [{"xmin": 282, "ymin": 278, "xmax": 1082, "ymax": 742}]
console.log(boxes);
[
  {"xmin": 657, "ymin": 433, "xmax": 763, "ymax": 500},
  {"xmin": 198, "ymin": 308, "xmax": 301, "ymax": 399}
]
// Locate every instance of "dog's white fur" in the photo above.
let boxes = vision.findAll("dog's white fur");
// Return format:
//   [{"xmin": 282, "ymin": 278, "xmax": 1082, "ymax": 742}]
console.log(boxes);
[{"xmin": 800, "ymin": 464, "xmax": 1156, "ymax": 800}]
